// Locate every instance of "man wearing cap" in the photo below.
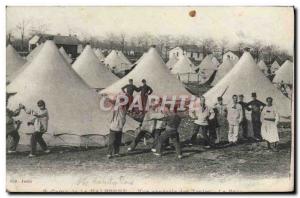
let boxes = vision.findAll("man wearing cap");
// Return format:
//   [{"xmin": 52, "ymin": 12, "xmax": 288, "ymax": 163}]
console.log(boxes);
[
  {"xmin": 6, "ymin": 92, "xmax": 22, "ymax": 154},
  {"xmin": 238, "ymin": 95, "xmax": 250, "ymax": 139},
  {"xmin": 189, "ymin": 96, "xmax": 215, "ymax": 148},
  {"xmin": 138, "ymin": 79, "xmax": 153, "ymax": 112},
  {"xmin": 121, "ymin": 79, "xmax": 139, "ymax": 107},
  {"xmin": 227, "ymin": 95, "xmax": 243, "ymax": 145},
  {"xmin": 213, "ymin": 97, "xmax": 228, "ymax": 144},
  {"xmin": 247, "ymin": 92, "xmax": 266, "ymax": 141}
]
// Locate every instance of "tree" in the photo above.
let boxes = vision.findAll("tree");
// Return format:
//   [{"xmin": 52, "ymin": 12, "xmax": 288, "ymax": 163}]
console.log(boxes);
[
  {"xmin": 251, "ymin": 40, "xmax": 263, "ymax": 62},
  {"xmin": 16, "ymin": 19, "xmax": 30, "ymax": 51},
  {"xmin": 218, "ymin": 39, "xmax": 229, "ymax": 58}
]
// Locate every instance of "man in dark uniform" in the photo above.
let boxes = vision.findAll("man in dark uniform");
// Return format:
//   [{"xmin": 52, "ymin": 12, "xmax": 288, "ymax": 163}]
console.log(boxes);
[
  {"xmin": 139, "ymin": 79, "xmax": 153, "ymax": 112},
  {"xmin": 121, "ymin": 79, "xmax": 139, "ymax": 107},
  {"xmin": 247, "ymin": 92, "xmax": 266, "ymax": 141},
  {"xmin": 238, "ymin": 94, "xmax": 250, "ymax": 139}
]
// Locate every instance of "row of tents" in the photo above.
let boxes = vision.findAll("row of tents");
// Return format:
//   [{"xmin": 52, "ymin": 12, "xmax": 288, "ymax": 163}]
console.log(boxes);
[
  {"xmin": 167, "ymin": 51, "xmax": 293, "ymax": 86},
  {"xmin": 6, "ymin": 41, "xmax": 293, "ymax": 148}
]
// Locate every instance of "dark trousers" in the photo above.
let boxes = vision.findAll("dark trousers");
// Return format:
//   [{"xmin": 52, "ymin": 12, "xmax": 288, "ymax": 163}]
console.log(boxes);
[
  {"xmin": 7, "ymin": 130, "xmax": 20, "ymax": 151},
  {"xmin": 130, "ymin": 130, "xmax": 147, "ymax": 149},
  {"xmin": 156, "ymin": 130, "xmax": 181, "ymax": 156},
  {"xmin": 190, "ymin": 124, "xmax": 210, "ymax": 146},
  {"xmin": 152, "ymin": 128, "xmax": 170, "ymax": 148},
  {"xmin": 31, "ymin": 132, "xmax": 48, "ymax": 154},
  {"xmin": 252, "ymin": 121, "xmax": 262, "ymax": 139},
  {"xmin": 107, "ymin": 130, "xmax": 122, "ymax": 155},
  {"xmin": 240, "ymin": 118, "xmax": 248, "ymax": 138}
]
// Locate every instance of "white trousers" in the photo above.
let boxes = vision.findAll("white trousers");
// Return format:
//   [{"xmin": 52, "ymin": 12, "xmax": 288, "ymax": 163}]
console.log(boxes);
[{"xmin": 228, "ymin": 124, "xmax": 239, "ymax": 143}]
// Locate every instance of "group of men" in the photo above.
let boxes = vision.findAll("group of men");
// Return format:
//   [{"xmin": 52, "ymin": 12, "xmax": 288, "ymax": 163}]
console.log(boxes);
[
  {"xmin": 107, "ymin": 79, "xmax": 276, "ymax": 159},
  {"xmin": 6, "ymin": 93, "xmax": 50, "ymax": 157},
  {"xmin": 6, "ymin": 78, "xmax": 280, "ymax": 159}
]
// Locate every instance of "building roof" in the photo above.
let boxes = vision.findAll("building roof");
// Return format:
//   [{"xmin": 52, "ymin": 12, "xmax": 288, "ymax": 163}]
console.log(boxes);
[
  {"xmin": 169, "ymin": 45, "xmax": 204, "ymax": 53},
  {"xmin": 224, "ymin": 50, "xmax": 241, "ymax": 58},
  {"xmin": 30, "ymin": 34, "xmax": 80, "ymax": 46}
]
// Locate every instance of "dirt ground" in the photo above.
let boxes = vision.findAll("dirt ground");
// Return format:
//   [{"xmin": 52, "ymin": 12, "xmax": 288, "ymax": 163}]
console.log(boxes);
[{"xmin": 6, "ymin": 120, "xmax": 293, "ymax": 192}]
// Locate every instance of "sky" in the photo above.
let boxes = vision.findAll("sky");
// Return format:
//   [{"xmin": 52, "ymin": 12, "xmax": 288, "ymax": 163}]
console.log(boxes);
[{"xmin": 6, "ymin": 6, "xmax": 294, "ymax": 54}]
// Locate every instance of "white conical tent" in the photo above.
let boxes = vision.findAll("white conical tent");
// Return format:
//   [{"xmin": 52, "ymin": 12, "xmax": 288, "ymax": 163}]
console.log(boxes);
[
  {"xmin": 101, "ymin": 47, "xmax": 191, "ymax": 97},
  {"xmin": 59, "ymin": 47, "xmax": 73, "ymax": 64},
  {"xmin": 72, "ymin": 45, "xmax": 118, "ymax": 89},
  {"xmin": 212, "ymin": 56, "xmax": 220, "ymax": 67},
  {"xmin": 166, "ymin": 55, "xmax": 179, "ymax": 70},
  {"xmin": 211, "ymin": 57, "xmax": 234, "ymax": 86},
  {"xmin": 257, "ymin": 60, "xmax": 267, "ymax": 71},
  {"xmin": 204, "ymin": 52, "xmax": 291, "ymax": 117},
  {"xmin": 94, "ymin": 48, "xmax": 105, "ymax": 61},
  {"xmin": 171, "ymin": 55, "xmax": 195, "ymax": 74},
  {"xmin": 8, "ymin": 43, "xmax": 44, "ymax": 83},
  {"xmin": 273, "ymin": 60, "xmax": 293, "ymax": 85},
  {"xmin": 118, "ymin": 51, "xmax": 131, "ymax": 65},
  {"xmin": 104, "ymin": 50, "xmax": 132, "ymax": 73},
  {"xmin": 6, "ymin": 45, "xmax": 26, "ymax": 79},
  {"xmin": 271, "ymin": 60, "xmax": 280, "ymax": 73},
  {"xmin": 196, "ymin": 54, "xmax": 219, "ymax": 83},
  {"xmin": 7, "ymin": 41, "xmax": 139, "ymax": 146},
  {"xmin": 26, "ymin": 44, "xmax": 44, "ymax": 62}
]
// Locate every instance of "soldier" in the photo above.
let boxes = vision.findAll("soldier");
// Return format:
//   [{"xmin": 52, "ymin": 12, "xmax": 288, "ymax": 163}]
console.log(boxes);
[
  {"xmin": 238, "ymin": 94, "xmax": 250, "ymax": 139},
  {"xmin": 189, "ymin": 96, "xmax": 215, "ymax": 148},
  {"xmin": 24, "ymin": 100, "xmax": 51, "ymax": 157},
  {"xmin": 121, "ymin": 79, "xmax": 139, "ymax": 107},
  {"xmin": 6, "ymin": 92, "xmax": 22, "ymax": 154},
  {"xmin": 261, "ymin": 97, "xmax": 280, "ymax": 152},
  {"xmin": 213, "ymin": 97, "xmax": 228, "ymax": 144},
  {"xmin": 138, "ymin": 79, "xmax": 153, "ymax": 112},
  {"xmin": 227, "ymin": 95, "xmax": 243, "ymax": 145},
  {"xmin": 247, "ymin": 92, "xmax": 266, "ymax": 141}
]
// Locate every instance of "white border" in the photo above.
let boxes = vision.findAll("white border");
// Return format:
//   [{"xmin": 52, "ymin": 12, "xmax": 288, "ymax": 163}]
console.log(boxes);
[{"xmin": 1, "ymin": 0, "xmax": 297, "ymax": 197}]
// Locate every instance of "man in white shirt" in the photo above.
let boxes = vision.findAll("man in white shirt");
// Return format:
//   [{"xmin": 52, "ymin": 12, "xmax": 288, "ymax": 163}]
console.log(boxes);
[
  {"xmin": 189, "ymin": 96, "xmax": 215, "ymax": 148},
  {"xmin": 227, "ymin": 95, "xmax": 243, "ymax": 145}
]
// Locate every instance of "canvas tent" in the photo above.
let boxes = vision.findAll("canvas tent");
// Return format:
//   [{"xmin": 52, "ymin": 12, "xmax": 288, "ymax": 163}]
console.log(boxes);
[
  {"xmin": 171, "ymin": 55, "xmax": 195, "ymax": 74},
  {"xmin": 6, "ymin": 45, "xmax": 26, "ymax": 79},
  {"xmin": 211, "ymin": 56, "xmax": 234, "ymax": 86},
  {"xmin": 273, "ymin": 60, "xmax": 293, "ymax": 85},
  {"xmin": 7, "ymin": 44, "xmax": 44, "ymax": 83},
  {"xmin": 26, "ymin": 44, "xmax": 44, "ymax": 62},
  {"xmin": 59, "ymin": 47, "xmax": 73, "ymax": 64},
  {"xmin": 204, "ymin": 51, "xmax": 291, "ymax": 117},
  {"xmin": 212, "ymin": 56, "xmax": 220, "ymax": 67},
  {"xmin": 7, "ymin": 41, "xmax": 139, "ymax": 147},
  {"xmin": 271, "ymin": 60, "xmax": 280, "ymax": 74},
  {"xmin": 72, "ymin": 45, "xmax": 118, "ymax": 89},
  {"xmin": 118, "ymin": 51, "xmax": 131, "ymax": 65},
  {"xmin": 104, "ymin": 50, "xmax": 132, "ymax": 73},
  {"xmin": 166, "ymin": 55, "xmax": 179, "ymax": 70},
  {"xmin": 100, "ymin": 47, "xmax": 191, "ymax": 97},
  {"xmin": 94, "ymin": 48, "xmax": 105, "ymax": 62},
  {"xmin": 257, "ymin": 60, "xmax": 267, "ymax": 71},
  {"xmin": 195, "ymin": 54, "xmax": 219, "ymax": 84}
]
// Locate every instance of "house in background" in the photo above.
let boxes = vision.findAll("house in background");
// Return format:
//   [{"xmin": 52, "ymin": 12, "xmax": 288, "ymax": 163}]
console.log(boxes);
[
  {"xmin": 168, "ymin": 45, "xmax": 204, "ymax": 62},
  {"xmin": 28, "ymin": 34, "xmax": 80, "ymax": 58},
  {"xmin": 222, "ymin": 50, "xmax": 240, "ymax": 64}
]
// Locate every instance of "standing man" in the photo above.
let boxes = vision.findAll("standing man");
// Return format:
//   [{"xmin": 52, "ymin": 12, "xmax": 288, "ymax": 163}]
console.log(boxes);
[
  {"xmin": 247, "ymin": 92, "xmax": 266, "ymax": 141},
  {"xmin": 107, "ymin": 97, "xmax": 128, "ymax": 159},
  {"xmin": 213, "ymin": 97, "xmax": 228, "ymax": 144},
  {"xmin": 6, "ymin": 92, "xmax": 22, "ymax": 154},
  {"xmin": 24, "ymin": 100, "xmax": 51, "ymax": 157},
  {"xmin": 227, "ymin": 95, "xmax": 243, "ymax": 145},
  {"xmin": 139, "ymin": 79, "xmax": 153, "ymax": 112},
  {"xmin": 153, "ymin": 106, "xmax": 185, "ymax": 159},
  {"xmin": 189, "ymin": 96, "xmax": 215, "ymax": 148},
  {"xmin": 121, "ymin": 79, "xmax": 139, "ymax": 107},
  {"xmin": 238, "ymin": 94, "xmax": 250, "ymax": 139}
]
